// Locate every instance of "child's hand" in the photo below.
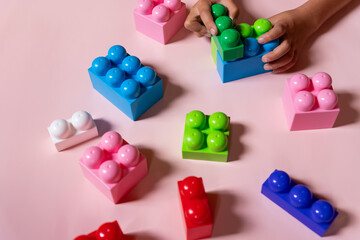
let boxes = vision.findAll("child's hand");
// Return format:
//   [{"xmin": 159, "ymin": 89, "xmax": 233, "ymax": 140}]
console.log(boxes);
[
  {"xmin": 258, "ymin": 9, "xmax": 317, "ymax": 73},
  {"xmin": 185, "ymin": 0, "xmax": 239, "ymax": 37}
]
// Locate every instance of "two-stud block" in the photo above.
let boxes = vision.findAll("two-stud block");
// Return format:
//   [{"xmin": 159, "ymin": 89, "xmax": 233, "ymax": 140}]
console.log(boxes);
[
  {"xmin": 89, "ymin": 45, "xmax": 163, "ymax": 121},
  {"xmin": 48, "ymin": 111, "xmax": 98, "ymax": 151},
  {"xmin": 134, "ymin": 0, "xmax": 186, "ymax": 44},
  {"xmin": 182, "ymin": 111, "xmax": 230, "ymax": 162},
  {"xmin": 79, "ymin": 131, "xmax": 148, "ymax": 204},
  {"xmin": 74, "ymin": 221, "xmax": 125, "ymax": 240},
  {"xmin": 178, "ymin": 176, "xmax": 213, "ymax": 240},
  {"xmin": 283, "ymin": 72, "xmax": 340, "ymax": 131},
  {"xmin": 261, "ymin": 170, "xmax": 338, "ymax": 237}
]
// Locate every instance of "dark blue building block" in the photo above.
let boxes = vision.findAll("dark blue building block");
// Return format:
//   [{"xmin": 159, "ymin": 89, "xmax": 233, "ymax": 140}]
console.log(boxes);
[
  {"xmin": 216, "ymin": 39, "xmax": 279, "ymax": 83},
  {"xmin": 89, "ymin": 45, "xmax": 163, "ymax": 121},
  {"xmin": 261, "ymin": 170, "xmax": 338, "ymax": 237}
]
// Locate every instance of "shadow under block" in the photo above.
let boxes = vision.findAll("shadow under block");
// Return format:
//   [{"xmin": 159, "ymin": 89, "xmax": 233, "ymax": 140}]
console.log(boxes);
[
  {"xmin": 212, "ymin": 35, "xmax": 244, "ymax": 62},
  {"xmin": 261, "ymin": 170, "xmax": 338, "ymax": 237},
  {"xmin": 283, "ymin": 72, "xmax": 340, "ymax": 131},
  {"xmin": 134, "ymin": 2, "xmax": 186, "ymax": 44},
  {"xmin": 74, "ymin": 221, "xmax": 125, "ymax": 240},
  {"xmin": 80, "ymin": 131, "xmax": 148, "ymax": 204}
]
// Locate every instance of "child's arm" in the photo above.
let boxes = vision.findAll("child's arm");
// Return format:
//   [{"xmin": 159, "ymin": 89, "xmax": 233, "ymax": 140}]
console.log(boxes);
[
  {"xmin": 259, "ymin": 0, "xmax": 353, "ymax": 73},
  {"xmin": 184, "ymin": 0, "xmax": 239, "ymax": 37}
]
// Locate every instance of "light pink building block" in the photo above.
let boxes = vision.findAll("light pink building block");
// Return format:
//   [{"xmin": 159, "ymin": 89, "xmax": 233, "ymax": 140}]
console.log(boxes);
[
  {"xmin": 283, "ymin": 72, "xmax": 340, "ymax": 131},
  {"xmin": 48, "ymin": 110, "xmax": 98, "ymax": 151},
  {"xmin": 134, "ymin": 0, "xmax": 186, "ymax": 44},
  {"xmin": 79, "ymin": 131, "xmax": 148, "ymax": 204}
]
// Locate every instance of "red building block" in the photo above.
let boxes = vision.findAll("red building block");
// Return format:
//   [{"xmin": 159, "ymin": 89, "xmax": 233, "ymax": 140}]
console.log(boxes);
[
  {"xmin": 134, "ymin": 0, "xmax": 186, "ymax": 44},
  {"xmin": 178, "ymin": 176, "xmax": 213, "ymax": 240},
  {"xmin": 79, "ymin": 131, "xmax": 148, "ymax": 204},
  {"xmin": 74, "ymin": 221, "xmax": 125, "ymax": 240}
]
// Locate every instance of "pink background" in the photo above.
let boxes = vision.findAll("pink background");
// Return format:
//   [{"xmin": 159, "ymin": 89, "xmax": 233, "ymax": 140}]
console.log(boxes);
[{"xmin": 1, "ymin": 0, "xmax": 360, "ymax": 239}]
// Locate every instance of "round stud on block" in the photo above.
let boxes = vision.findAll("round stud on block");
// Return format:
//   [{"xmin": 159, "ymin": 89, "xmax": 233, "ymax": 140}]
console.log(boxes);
[
  {"xmin": 215, "ymin": 16, "xmax": 233, "ymax": 34},
  {"xmin": 262, "ymin": 39, "xmax": 280, "ymax": 52},
  {"xmin": 120, "ymin": 79, "xmax": 141, "ymax": 99},
  {"xmin": 82, "ymin": 146, "xmax": 104, "ymax": 169},
  {"xmin": 289, "ymin": 73, "xmax": 310, "ymax": 93},
  {"xmin": 294, "ymin": 91, "xmax": 315, "ymax": 111},
  {"xmin": 91, "ymin": 57, "xmax": 111, "ymax": 76},
  {"xmin": 185, "ymin": 199, "xmax": 210, "ymax": 224},
  {"xmin": 181, "ymin": 176, "xmax": 205, "ymax": 199},
  {"xmin": 268, "ymin": 170, "xmax": 291, "ymax": 193},
  {"xmin": 185, "ymin": 110, "xmax": 206, "ymax": 129},
  {"xmin": 244, "ymin": 38, "xmax": 260, "ymax": 57},
  {"xmin": 253, "ymin": 18, "xmax": 272, "ymax": 36},
  {"xmin": 96, "ymin": 222, "xmax": 121, "ymax": 240},
  {"xmin": 211, "ymin": 4, "xmax": 227, "ymax": 19},
  {"xmin": 207, "ymin": 131, "xmax": 228, "ymax": 152},
  {"xmin": 136, "ymin": 66, "xmax": 157, "ymax": 86},
  {"xmin": 153, "ymin": 0, "xmax": 164, "ymax": 4},
  {"xmin": 121, "ymin": 56, "xmax": 141, "ymax": 75},
  {"xmin": 74, "ymin": 236, "xmax": 95, "ymax": 240},
  {"xmin": 117, "ymin": 144, "xmax": 140, "ymax": 167},
  {"xmin": 152, "ymin": 5, "xmax": 170, "ymax": 22},
  {"xmin": 71, "ymin": 111, "xmax": 94, "ymax": 131},
  {"xmin": 99, "ymin": 160, "xmax": 122, "ymax": 183},
  {"xmin": 311, "ymin": 200, "xmax": 336, "ymax": 223},
  {"xmin": 49, "ymin": 119, "xmax": 72, "ymax": 139},
  {"xmin": 220, "ymin": 29, "xmax": 241, "ymax": 48},
  {"xmin": 312, "ymin": 72, "xmax": 332, "ymax": 91},
  {"xmin": 137, "ymin": 0, "xmax": 155, "ymax": 14},
  {"xmin": 105, "ymin": 67, "xmax": 126, "ymax": 87},
  {"xmin": 184, "ymin": 129, "xmax": 205, "ymax": 150},
  {"xmin": 208, "ymin": 112, "xmax": 229, "ymax": 131},
  {"xmin": 317, "ymin": 89, "xmax": 338, "ymax": 110},
  {"xmin": 101, "ymin": 131, "xmax": 123, "ymax": 153},
  {"xmin": 108, "ymin": 45, "xmax": 127, "ymax": 65},
  {"xmin": 289, "ymin": 185, "xmax": 313, "ymax": 208},
  {"xmin": 164, "ymin": 0, "xmax": 181, "ymax": 11},
  {"xmin": 236, "ymin": 23, "xmax": 253, "ymax": 38}
]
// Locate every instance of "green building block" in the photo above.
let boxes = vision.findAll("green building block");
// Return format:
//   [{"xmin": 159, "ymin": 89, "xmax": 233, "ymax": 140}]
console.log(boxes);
[
  {"xmin": 182, "ymin": 111, "xmax": 230, "ymax": 162},
  {"xmin": 211, "ymin": 37, "xmax": 218, "ymax": 64},
  {"xmin": 212, "ymin": 28, "xmax": 244, "ymax": 62}
]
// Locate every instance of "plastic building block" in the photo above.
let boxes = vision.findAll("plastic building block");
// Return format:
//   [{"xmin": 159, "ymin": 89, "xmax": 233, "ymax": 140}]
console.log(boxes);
[
  {"xmin": 178, "ymin": 176, "xmax": 213, "ymax": 240},
  {"xmin": 89, "ymin": 45, "xmax": 163, "ymax": 121},
  {"xmin": 182, "ymin": 111, "xmax": 230, "ymax": 162},
  {"xmin": 74, "ymin": 221, "xmax": 125, "ymax": 240},
  {"xmin": 261, "ymin": 170, "xmax": 338, "ymax": 237},
  {"xmin": 79, "ymin": 131, "xmax": 148, "ymax": 203},
  {"xmin": 283, "ymin": 72, "xmax": 340, "ymax": 131},
  {"xmin": 134, "ymin": 0, "xmax": 186, "ymax": 44},
  {"xmin": 48, "ymin": 111, "xmax": 98, "ymax": 151}
]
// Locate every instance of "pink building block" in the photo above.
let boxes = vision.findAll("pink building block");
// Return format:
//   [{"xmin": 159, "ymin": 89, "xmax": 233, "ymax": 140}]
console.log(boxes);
[
  {"xmin": 134, "ymin": 0, "xmax": 186, "ymax": 44},
  {"xmin": 283, "ymin": 72, "xmax": 340, "ymax": 131},
  {"xmin": 79, "ymin": 131, "xmax": 148, "ymax": 204},
  {"xmin": 48, "ymin": 111, "xmax": 98, "ymax": 151}
]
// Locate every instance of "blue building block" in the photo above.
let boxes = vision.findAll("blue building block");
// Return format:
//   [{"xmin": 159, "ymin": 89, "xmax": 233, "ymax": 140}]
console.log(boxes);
[
  {"xmin": 261, "ymin": 170, "xmax": 338, "ymax": 237},
  {"xmin": 88, "ymin": 45, "xmax": 163, "ymax": 121},
  {"xmin": 216, "ymin": 38, "xmax": 279, "ymax": 83}
]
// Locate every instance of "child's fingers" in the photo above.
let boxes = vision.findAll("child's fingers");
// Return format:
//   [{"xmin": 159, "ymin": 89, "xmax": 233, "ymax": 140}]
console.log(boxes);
[
  {"xmin": 258, "ymin": 23, "xmax": 286, "ymax": 44},
  {"xmin": 198, "ymin": 6, "xmax": 218, "ymax": 35},
  {"xmin": 220, "ymin": 0, "xmax": 239, "ymax": 22},
  {"xmin": 262, "ymin": 40, "xmax": 291, "ymax": 63},
  {"xmin": 264, "ymin": 50, "xmax": 296, "ymax": 72},
  {"xmin": 184, "ymin": 10, "xmax": 211, "ymax": 37}
]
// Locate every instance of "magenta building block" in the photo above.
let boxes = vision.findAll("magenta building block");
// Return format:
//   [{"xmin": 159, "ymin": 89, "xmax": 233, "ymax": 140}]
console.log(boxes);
[
  {"xmin": 134, "ymin": 0, "xmax": 186, "ymax": 44},
  {"xmin": 283, "ymin": 72, "xmax": 340, "ymax": 131},
  {"xmin": 79, "ymin": 131, "xmax": 148, "ymax": 204}
]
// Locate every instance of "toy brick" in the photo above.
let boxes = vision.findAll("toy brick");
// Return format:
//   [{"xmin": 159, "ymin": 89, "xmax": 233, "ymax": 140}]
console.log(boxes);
[
  {"xmin": 89, "ymin": 45, "xmax": 163, "ymax": 121},
  {"xmin": 79, "ymin": 131, "xmax": 148, "ymax": 204},
  {"xmin": 178, "ymin": 176, "xmax": 213, "ymax": 240},
  {"xmin": 261, "ymin": 170, "xmax": 338, "ymax": 237},
  {"xmin": 134, "ymin": 0, "xmax": 186, "ymax": 44},
  {"xmin": 48, "ymin": 111, "xmax": 98, "ymax": 151},
  {"xmin": 282, "ymin": 72, "xmax": 340, "ymax": 131},
  {"xmin": 212, "ymin": 35, "xmax": 244, "ymax": 62},
  {"xmin": 74, "ymin": 221, "xmax": 125, "ymax": 240},
  {"xmin": 210, "ymin": 37, "xmax": 217, "ymax": 64},
  {"xmin": 182, "ymin": 111, "xmax": 230, "ymax": 162}
]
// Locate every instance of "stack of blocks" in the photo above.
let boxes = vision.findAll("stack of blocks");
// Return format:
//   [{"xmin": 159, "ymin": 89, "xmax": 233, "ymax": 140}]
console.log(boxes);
[
  {"xmin": 283, "ymin": 72, "xmax": 340, "ymax": 131},
  {"xmin": 178, "ymin": 176, "xmax": 213, "ymax": 240},
  {"xmin": 74, "ymin": 221, "xmax": 125, "ymax": 240},
  {"xmin": 261, "ymin": 170, "xmax": 338, "ymax": 237},
  {"xmin": 89, "ymin": 45, "xmax": 163, "ymax": 121},
  {"xmin": 182, "ymin": 111, "xmax": 230, "ymax": 162},
  {"xmin": 79, "ymin": 131, "xmax": 148, "ymax": 204},
  {"xmin": 134, "ymin": 0, "xmax": 187, "ymax": 44},
  {"xmin": 210, "ymin": 4, "xmax": 279, "ymax": 83}
]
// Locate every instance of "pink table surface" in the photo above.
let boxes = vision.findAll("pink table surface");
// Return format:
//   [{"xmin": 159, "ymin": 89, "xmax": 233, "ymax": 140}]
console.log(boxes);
[{"xmin": 1, "ymin": 0, "xmax": 360, "ymax": 239}]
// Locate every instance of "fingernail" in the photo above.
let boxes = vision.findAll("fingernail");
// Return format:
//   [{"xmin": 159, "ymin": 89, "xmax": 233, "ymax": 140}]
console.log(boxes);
[
  {"xmin": 258, "ymin": 37, "xmax": 265, "ymax": 44},
  {"xmin": 262, "ymin": 57, "xmax": 270, "ymax": 63},
  {"xmin": 210, "ymin": 28, "xmax": 216, "ymax": 36},
  {"xmin": 264, "ymin": 64, "xmax": 272, "ymax": 70},
  {"xmin": 205, "ymin": 33, "xmax": 211, "ymax": 38}
]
